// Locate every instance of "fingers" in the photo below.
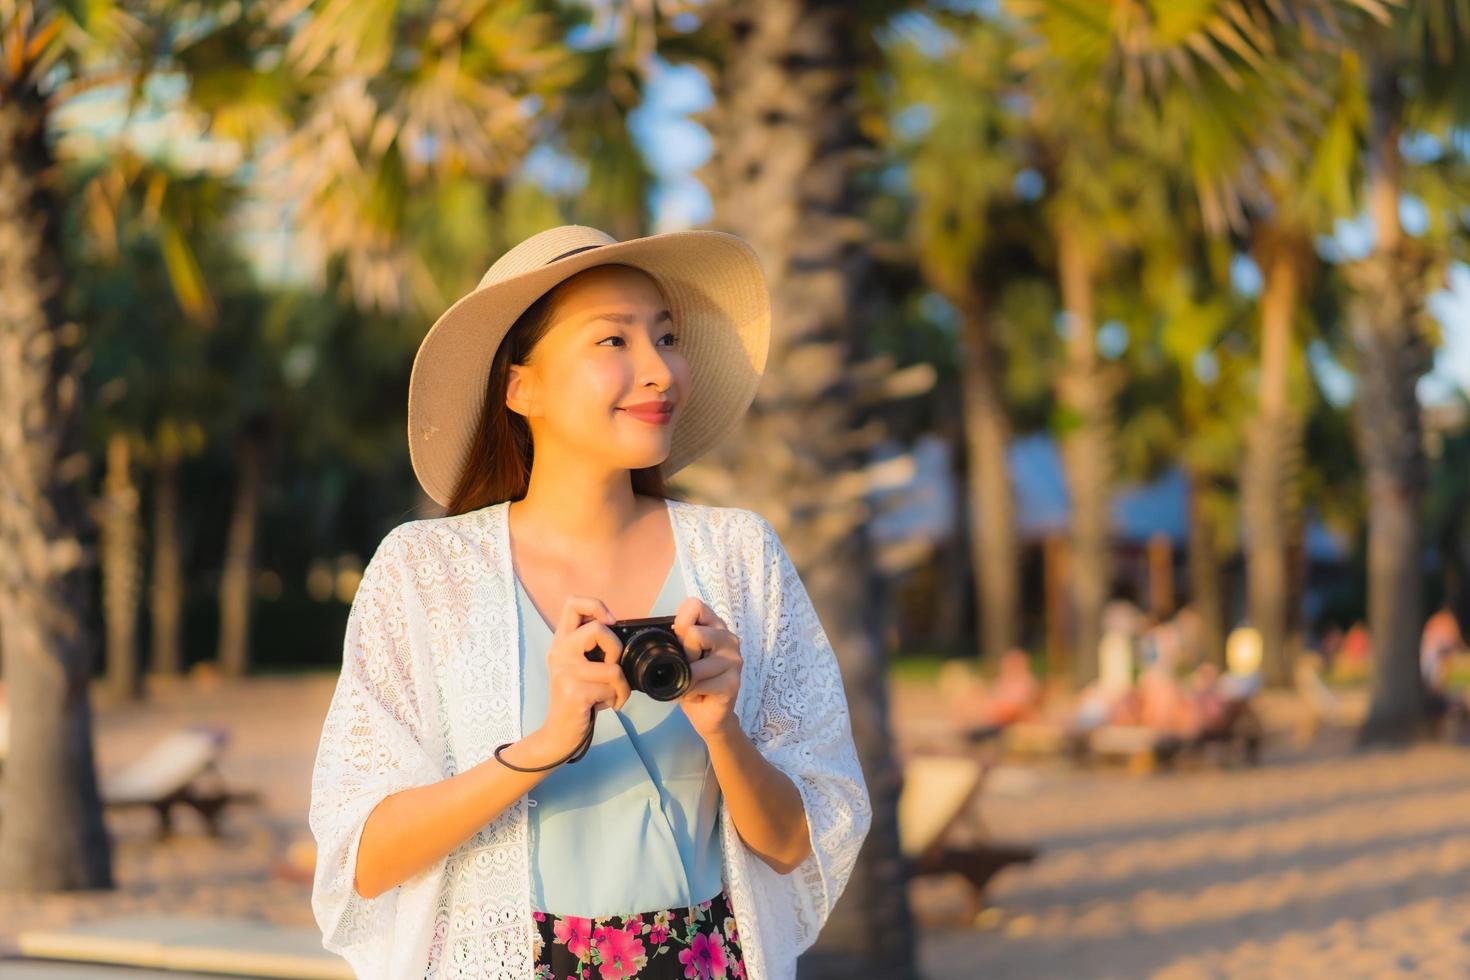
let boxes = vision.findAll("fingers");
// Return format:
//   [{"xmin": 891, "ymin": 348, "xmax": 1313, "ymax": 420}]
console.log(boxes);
[
  {"xmin": 546, "ymin": 602, "xmax": 631, "ymax": 713},
  {"xmin": 557, "ymin": 595, "xmax": 616, "ymax": 636},
  {"xmin": 686, "ymin": 651, "xmax": 737, "ymax": 686},
  {"xmin": 552, "ymin": 658, "xmax": 631, "ymax": 713},
  {"xmin": 575, "ymin": 675, "xmax": 630, "ymax": 712},
  {"xmin": 673, "ymin": 597, "xmax": 726, "ymax": 637},
  {"xmin": 562, "ymin": 623, "xmax": 633, "ymax": 708},
  {"xmin": 563, "ymin": 619, "xmax": 622, "ymax": 664},
  {"xmin": 580, "ymin": 660, "xmax": 633, "ymax": 710},
  {"xmin": 676, "ymin": 622, "xmax": 738, "ymax": 663}
]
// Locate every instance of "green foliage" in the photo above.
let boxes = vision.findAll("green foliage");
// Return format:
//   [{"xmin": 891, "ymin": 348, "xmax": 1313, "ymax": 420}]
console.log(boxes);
[{"xmin": 12, "ymin": 0, "xmax": 1470, "ymax": 677}]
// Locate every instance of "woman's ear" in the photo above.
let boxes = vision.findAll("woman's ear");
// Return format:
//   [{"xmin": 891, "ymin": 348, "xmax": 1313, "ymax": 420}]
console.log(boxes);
[{"xmin": 505, "ymin": 362, "xmax": 537, "ymax": 419}]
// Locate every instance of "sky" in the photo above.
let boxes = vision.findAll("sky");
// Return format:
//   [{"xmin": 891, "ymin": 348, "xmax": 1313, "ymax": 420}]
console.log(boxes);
[{"xmin": 627, "ymin": 58, "xmax": 715, "ymax": 233}]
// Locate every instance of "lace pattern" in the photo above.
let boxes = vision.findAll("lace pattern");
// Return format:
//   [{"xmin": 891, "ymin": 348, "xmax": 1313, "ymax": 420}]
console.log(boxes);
[{"xmin": 308, "ymin": 499, "xmax": 871, "ymax": 979}]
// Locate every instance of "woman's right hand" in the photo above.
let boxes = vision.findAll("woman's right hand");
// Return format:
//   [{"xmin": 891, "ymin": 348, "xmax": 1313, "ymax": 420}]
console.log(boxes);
[{"xmin": 533, "ymin": 596, "xmax": 633, "ymax": 760}]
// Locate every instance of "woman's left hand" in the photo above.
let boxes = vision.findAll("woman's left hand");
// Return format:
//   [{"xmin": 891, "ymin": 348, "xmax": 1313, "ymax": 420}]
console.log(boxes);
[{"xmin": 671, "ymin": 597, "xmax": 743, "ymax": 738}]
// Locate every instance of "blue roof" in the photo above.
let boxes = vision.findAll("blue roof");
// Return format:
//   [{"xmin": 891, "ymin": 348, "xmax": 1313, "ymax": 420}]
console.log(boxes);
[
  {"xmin": 1008, "ymin": 434, "xmax": 1347, "ymax": 562},
  {"xmin": 864, "ymin": 433, "xmax": 1349, "ymax": 564}
]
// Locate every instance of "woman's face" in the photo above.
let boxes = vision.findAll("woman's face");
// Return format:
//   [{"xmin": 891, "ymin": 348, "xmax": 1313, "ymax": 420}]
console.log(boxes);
[{"xmin": 507, "ymin": 264, "xmax": 690, "ymax": 473}]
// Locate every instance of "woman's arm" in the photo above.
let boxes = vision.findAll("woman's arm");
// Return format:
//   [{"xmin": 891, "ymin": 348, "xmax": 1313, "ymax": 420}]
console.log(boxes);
[
  {"xmin": 353, "ymin": 727, "xmax": 566, "ymax": 899},
  {"xmin": 671, "ymin": 595, "xmax": 814, "ymax": 876},
  {"xmin": 356, "ymin": 593, "xmax": 636, "ymax": 899},
  {"xmin": 702, "ymin": 717, "xmax": 813, "ymax": 874}
]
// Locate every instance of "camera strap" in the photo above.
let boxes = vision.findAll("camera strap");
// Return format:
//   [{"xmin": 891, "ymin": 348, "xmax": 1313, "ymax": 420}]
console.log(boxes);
[{"xmin": 493, "ymin": 708, "xmax": 598, "ymax": 773}]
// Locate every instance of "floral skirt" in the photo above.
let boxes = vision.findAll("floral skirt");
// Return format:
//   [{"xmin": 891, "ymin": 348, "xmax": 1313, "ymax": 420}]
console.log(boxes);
[{"xmin": 532, "ymin": 889, "xmax": 746, "ymax": 980}]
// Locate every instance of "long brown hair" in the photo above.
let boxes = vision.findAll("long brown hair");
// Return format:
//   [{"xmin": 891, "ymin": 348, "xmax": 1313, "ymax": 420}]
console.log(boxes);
[{"xmin": 443, "ymin": 264, "xmax": 673, "ymax": 516}]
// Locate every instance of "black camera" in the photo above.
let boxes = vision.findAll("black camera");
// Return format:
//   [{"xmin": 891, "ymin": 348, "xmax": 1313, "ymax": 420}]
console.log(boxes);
[{"xmin": 587, "ymin": 615, "xmax": 691, "ymax": 702}]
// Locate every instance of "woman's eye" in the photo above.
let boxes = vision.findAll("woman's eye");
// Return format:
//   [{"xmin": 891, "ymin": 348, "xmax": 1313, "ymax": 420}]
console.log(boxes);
[{"xmin": 596, "ymin": 333, "xmax": 679, "ymax": 348}]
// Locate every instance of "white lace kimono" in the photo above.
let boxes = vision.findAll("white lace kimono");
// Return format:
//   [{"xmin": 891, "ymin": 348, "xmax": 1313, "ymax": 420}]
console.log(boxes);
[{"xmin": 308, "ymin": 498, "xmax": 871, "ymax": 979}]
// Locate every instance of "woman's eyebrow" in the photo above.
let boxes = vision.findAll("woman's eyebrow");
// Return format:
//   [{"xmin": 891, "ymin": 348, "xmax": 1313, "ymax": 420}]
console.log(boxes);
[{"xmin": 580, "ymin": 309, "xmax": 674, "ymax": 327}]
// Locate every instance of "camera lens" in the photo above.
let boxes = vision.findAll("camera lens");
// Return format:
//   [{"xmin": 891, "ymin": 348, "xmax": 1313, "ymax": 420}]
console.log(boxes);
[
  {"xmin": 639, "ymin": 652, "xmax": 690, "ymax": 701},
  {"xmin": 623, "ymin": 628, "xmax": 690, "ymax": 701}
]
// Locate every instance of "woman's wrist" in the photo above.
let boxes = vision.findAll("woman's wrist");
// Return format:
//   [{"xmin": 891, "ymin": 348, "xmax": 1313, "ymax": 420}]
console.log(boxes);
[
  {"xmin": 499, "ymin": 725, "xmax": 574, "ymax": 770},
  {"xmin": 698, "ymin": 713, "xmax": 746, "ymax": 746}
]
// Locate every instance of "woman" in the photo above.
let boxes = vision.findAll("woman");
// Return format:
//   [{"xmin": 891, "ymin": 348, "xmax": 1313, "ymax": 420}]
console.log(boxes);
[{"xmin": 308, "ymin": 225, "xmax": 871, "ymax": 980}]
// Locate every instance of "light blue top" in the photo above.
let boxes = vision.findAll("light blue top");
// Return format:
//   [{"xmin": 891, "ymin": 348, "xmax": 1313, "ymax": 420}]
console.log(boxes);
[{"xmin": 516, "ymin": 559, "xmax": 725, "ymax": 917}]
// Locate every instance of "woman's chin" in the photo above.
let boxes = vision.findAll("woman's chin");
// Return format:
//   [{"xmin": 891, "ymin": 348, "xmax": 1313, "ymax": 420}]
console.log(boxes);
[
  {"xmin": 600, "ymin": 436, "xmax": 670, "ymax": 471},
  {"xmin": 630, "ymin": 443, "xmax": 672, "ymax": 469}
]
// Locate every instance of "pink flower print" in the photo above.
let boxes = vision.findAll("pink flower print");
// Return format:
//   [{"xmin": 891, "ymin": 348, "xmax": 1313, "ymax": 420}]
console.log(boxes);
[
  {"xmin": 553, "ymin": 915, "xmax": 594, "ymax": 959},
  {"xmin": 677, "ymin": 928, "xmax": 728, "ymax": 979},
  {"xmin": 722, "ymin": 915, "xmax": 739, "ymax": 946},
  {"xmin": 649, "ymin": 910, "xmax": 672, "ymax": 946},
  {"xmin": 592, "ymin": 924, "xmax": 647, "ymax": 980}
]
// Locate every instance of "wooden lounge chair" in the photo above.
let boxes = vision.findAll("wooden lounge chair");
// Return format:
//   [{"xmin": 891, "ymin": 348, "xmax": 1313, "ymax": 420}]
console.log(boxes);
[
  {"xmin": 1293, "ymin": 655, "xmax": 1363, "ymax": 747},
  {"xmin": 898, "ymin": 753, "xmax": 1037, "ymax": 922},
  {"xmin": 1194, "ymin": 696, "xmax": 1264, "ymax": 765},
  {"xmin": 1087, "ymin": 724, "xmax": 1170, "ymax": 774},
  {"xmin": 1001, "ymin": 719, "xmax": 1092, "ymax": 762},
  {"xmin": 1088, "ymin": 699, "xmax": 1263, "ymax": 775},
  {"xmin": 101, "ymin": 727, "xmax": 262, "ymax": 839}
]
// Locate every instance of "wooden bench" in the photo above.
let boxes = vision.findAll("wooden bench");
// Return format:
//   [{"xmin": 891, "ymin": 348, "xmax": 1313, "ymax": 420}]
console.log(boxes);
[
  {"xmin": 100, "ymin": 727, "xmax": 262, "ymax": 839},
  {"xmin": 898, "ymin": 753, "xmax": 1037, "ymax": 922}
]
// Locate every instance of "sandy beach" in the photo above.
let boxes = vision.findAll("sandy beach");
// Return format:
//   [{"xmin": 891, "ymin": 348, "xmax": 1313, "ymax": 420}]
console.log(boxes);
[{"xmin": 3, "ymin": 674, "xmax": 1468, "ymax": 979}]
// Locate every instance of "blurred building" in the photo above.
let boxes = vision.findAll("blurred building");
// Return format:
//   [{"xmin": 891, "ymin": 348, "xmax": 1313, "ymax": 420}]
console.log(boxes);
[{"xmin": 868, "ymin": 432, "xmax": 1353, "ymax": 658}]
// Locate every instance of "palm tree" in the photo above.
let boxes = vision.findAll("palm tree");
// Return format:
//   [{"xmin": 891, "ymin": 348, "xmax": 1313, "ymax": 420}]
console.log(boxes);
[
  {"xmin": 97, "ymin": 433, "xmax": 144, "ymax": 700},
  {"xmin": 675, "ymin": 3, "xmax": 918, "ymax": 975},
  {"xmin": 0, "ymin": 0, "xmax": 154, "ymax": 892},
  {"xmin": 1, "ymin": 0, "xmax": 281, "ymax": 881},
  {"xmin": 172, "ymin": 1, "xmax": 643, "ymax": 680},
  {"xmin": 77, "ymin": 154, "xmax": 237, "ymax": 689},
  {"xmin": 1126, "ymin": 208, "xmax": 1257, "ymax": 667},
  {"xmin": 188, "ymin": 0, "xmax": 594, "ymax": 315},
  {"xmin": 885, "ymin": 14, "xmax": 1030, "ymax": 666},
  {"xmin": 1226, "ymin": 40, "xmax": 1366, "ymax": 689},
  {"xmin": 1004, "ymin": 0, "xmax": 1397, "ymax": 689},
  {"xmin": 1349, "ymin": 5, "xmax": 1470, "ymax": 744},
  {"xmin": 149, "ymin": 420, "xmax": 205, "ymax": 679},
  {"xmin": 1000, "ymin": 9, "xmax": 1149, "ymax": 684}
]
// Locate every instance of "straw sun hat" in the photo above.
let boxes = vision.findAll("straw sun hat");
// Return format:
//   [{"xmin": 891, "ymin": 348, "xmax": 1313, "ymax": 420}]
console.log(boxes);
[{"xmin": 407, "ymin": 225, "xmax": 772, "ymax": 508}]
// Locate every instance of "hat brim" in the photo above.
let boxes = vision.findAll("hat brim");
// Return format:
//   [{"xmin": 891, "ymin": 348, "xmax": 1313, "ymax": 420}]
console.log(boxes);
[{"xmin": 407, "ymin": 230, "xmax": 770, "ymax": 508}]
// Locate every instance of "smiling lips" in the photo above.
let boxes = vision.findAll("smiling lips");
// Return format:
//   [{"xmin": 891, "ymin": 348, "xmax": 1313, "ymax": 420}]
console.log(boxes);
[{"xmin": 621, "ymin": 403, "xmax": 673, "ymax": 425}]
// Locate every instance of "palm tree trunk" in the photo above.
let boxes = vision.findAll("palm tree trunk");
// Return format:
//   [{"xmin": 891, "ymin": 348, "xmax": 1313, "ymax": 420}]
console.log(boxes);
[
  {"xmin": 149, "ymin": 440, "xmax": 185, "ymax": 677},
  {"xmin": 1054, "ymin": 222, "xmax": 1113, "ymax": 686},
  {"xmin": 1352, "ymin": 56, "xmax": 1434, "ymax": 746},
  {"xmin": 99, "ymin": 433, "xmax": 142, "ymax": 701},
  {"xmin": 1186, "ymin": 469, "xmax": 1227, "ymax": 666},
  {"xmin": 935, "ymin": 415, "xmax": 974, "ymax": 652},
  {"xmin": 693, "ymin": 3, "xmax": 915, "ymax": 976},
  {"xmin": 217, "ymin": 428, "xmax": 263, "ymax": 678},
  {"xmin": 958, "ymin": 294, "xmax": 1019, "ymax": 663},
  {"xmin": 1147, "ymin": 533, "xmax": 1174, "ymax": 619},
  {"xmin": 1044, "ymin": 533, "xmax": 1071, "ymax": 680},
  {"xmin": 1286, "ymin": 514, "xmax": 1308, "ymax": 670},
  {"xmin": 0, "ymin": 83, "xmax": 114, "ymax": 892},
  {"xmin": 1244, "ymin": 224, "xmax": 1307, "ymax": 687}
]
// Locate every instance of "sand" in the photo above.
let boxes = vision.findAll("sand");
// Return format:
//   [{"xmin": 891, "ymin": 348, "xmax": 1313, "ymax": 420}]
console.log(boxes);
[{"xmin": 3, "ymin": 672, "xmax": 1467, "ymax": 979}]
